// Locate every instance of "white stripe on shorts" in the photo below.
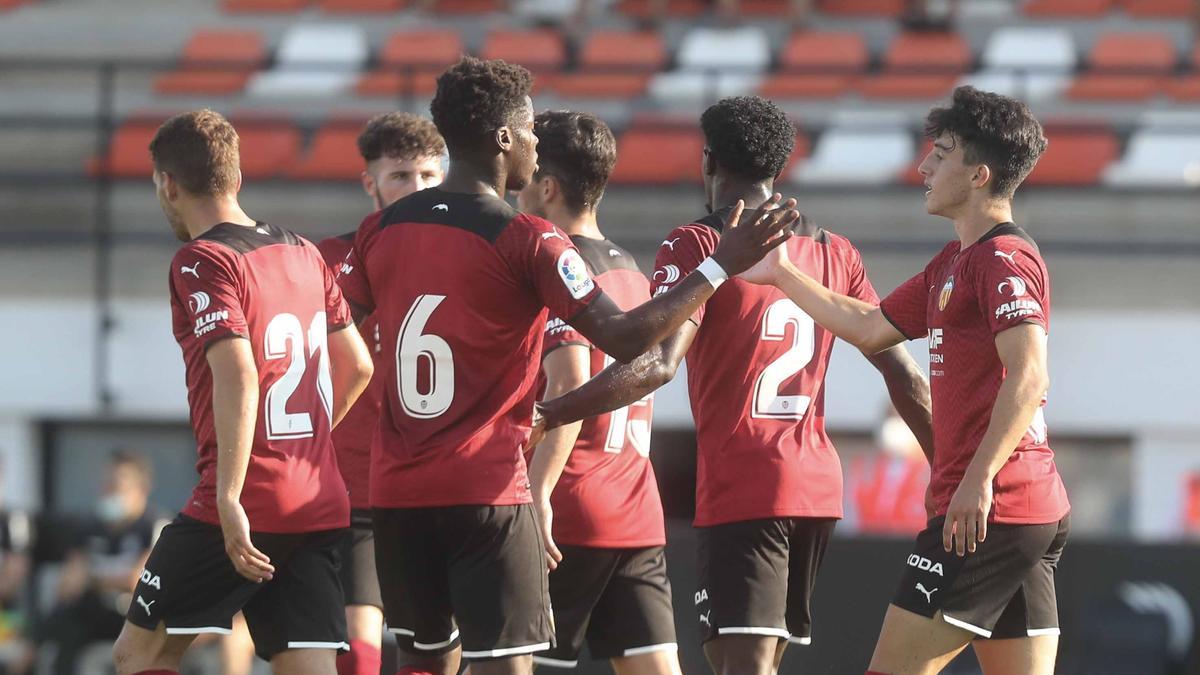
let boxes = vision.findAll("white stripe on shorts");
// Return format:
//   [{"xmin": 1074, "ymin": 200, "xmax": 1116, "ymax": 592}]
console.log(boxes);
[
  {"xmin": 165, "ymin": 626, "xmax": 233, "ymax": 636},
  {"xmin": 787, "ymin": 636, "xmax": 812, "ymax": 645},
  {"xmin": 413, "ymin": 629, "xmax": 461, "ymax": 651},
  {"xmin": 941, "ymin": 613, "xmax": 993, "ymax": 638},
  {"xmin": 1027, "ymin": 627, "xmax": 1061, "ymax": 637},
  {"xmin": 623, "ymin": 643, "xmax": 679, "ymax": 657},
  {"xmin": 532, "ymin": 656, "xmax": 579, "ymax": 668},
  {"xmin": 462, "ymin": 641, "xmax": 552, "ymax": 659},
  {"xmin": 716, "ymin": 627, "xmax": 791, "ymax": 639},
  {"xmin": 287, "ymin": 641, "xmax": 350, "ymax": 650}
]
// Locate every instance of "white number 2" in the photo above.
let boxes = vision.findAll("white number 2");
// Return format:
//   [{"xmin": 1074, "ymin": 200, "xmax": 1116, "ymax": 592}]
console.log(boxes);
[
  {"xmin": 264, "ymin": 312, "xmax": 333, "ymax": 440},
  {"xmin": 602, "ymin": 354, "xmax": 652, "ymax": 458},
  {"xmin": 397, "ymin": 294, "xmax": 455, "ymax": 419},
  {"xmin": 752, "ymin": 299, "xmax": 816, "ymax": 420}
]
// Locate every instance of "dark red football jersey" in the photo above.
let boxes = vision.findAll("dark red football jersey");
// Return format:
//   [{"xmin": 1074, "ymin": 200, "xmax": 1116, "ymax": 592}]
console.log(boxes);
[
  {"xmin": 169, "ymin": 222, "xmax": 353, "ymax": 533},
  {"xmin": 654, "ymin": 207, "xmax": 879, "ymax": 527},
  {"xmin": 317, "ymin": 233, "xmax": 382, "ymax": 511},
  {"xmin": 879, "ymin": 223, "xmax": 1070, "ymax": 525},
  {"xmin": 337, "ymin": 188, "xmax": 601, "ymax": 508},
  {"xmin": 538, "ymin": 236, "xmax": 664, "ymax": 548}
]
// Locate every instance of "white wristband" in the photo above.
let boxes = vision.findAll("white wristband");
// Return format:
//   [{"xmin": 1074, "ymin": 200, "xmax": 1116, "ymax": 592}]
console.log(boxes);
[{"xmin": 695, "ymin": 257, "xmax": 728, "ymax": 289}]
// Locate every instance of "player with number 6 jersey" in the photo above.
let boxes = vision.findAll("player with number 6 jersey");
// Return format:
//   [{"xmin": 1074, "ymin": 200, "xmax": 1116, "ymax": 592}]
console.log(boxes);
[{"xmin": 114, "ymin": 110, "xmax": 374, "ymax": 675}]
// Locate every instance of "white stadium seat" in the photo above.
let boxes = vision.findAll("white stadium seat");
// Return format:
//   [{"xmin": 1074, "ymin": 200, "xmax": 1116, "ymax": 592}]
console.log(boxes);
[
  {"xmin": 967, "ymin": 27, "xmax": 1077, "ymax": 100},
  {"xmin": 247, "ymin": 24, "xmax": 368, "ymax": 97},
  {"xmin": 792, "ymin": 128, "xmax": 914, "ymax": 185},
  {"xmin": 1104, "ymin": 131, "xmax": 1200, "ymax": 188}
]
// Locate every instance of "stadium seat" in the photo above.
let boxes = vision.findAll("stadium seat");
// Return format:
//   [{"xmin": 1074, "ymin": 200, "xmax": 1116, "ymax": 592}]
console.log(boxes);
[
  {"xmin": 356, "ymin": 30, "xmax": 462, "ymax": 97},
  {"xmin": 0, "ymin": 0, "xmax": 30, "ymax": 10},
  {"xmin": 1104, "ymin": 130, "xmax": 1200, "ymax": 187},
  {"xmin": 434, "ymin": 0, "xmax": 502, "ymax": 14},
  {"xmin": 1024, "ymin": 127, "xmax": 1119, "ymax": 186},
  {"xmin": 859, "ymin": 32, "xmax": 970, "ymax": 99},
  {"xmin": 552, "ymin": 73, "xmax": 653, "ymax": 98},
  {"xmin": 616, "ymin": 0, "xmax": 706, "ymax": 19},
  {"xmin": 552, "ymin": 30, "xmax": 665, "ymax": 99},
  {"xmin": 971, "ymin": 27, "xmax": 1076, "ymax": 100},
  {"xmin": 222, "ymin": 0, "xmax": 308, "ymax": 12},
  {"xmin": 816, "ymin": 0, "xmax": 904, "ymax": 16},
  {"xmin": 317, "ymin": 0, "xmax": 405, "ymax": 11},
  {"xmin": 792, "ymin": 128, "xmax": 913, "ymax": 185},
  {"xmin": 1167, "ymin": 74, "xmax": 1200, "ymax": 101},
  {"xmin": 88, "ymin": 118, "xmax": 165, "ymax": 178},
  {"xmin": 248, "ymin": 24, "xmax": 368, "ymax": 97},
  {"xmin": 481, "ymin": 29, "xmax": 566, "ymax": 72},
  {"xmin": 649, "ymin": 72, "xmax": 763, "ymax": 102},
  {"xmin": 676, "ymin": 26, "xmax": 771, "ymax": 72},
  {"xmin": 290, "ymin": 120, "xmax": 366, "ymax": 180},
  {"xmin": 154, "ymin": 30, "xmax": 266, "ymax": 96},
  {"xmin": 1024, "ymin": 0, "xmax": 1114, "ymax": 17},
  {"xmin": 1068, "ymin": 33, "xmax": 1175, "ymax": 100},
  {"xmin": 1119, "ymin": 0, "xmax": 1191, "ymax": 17},
  {"xmin": 761, "ymin": 32, "xmax": 866, "ymax": 99},
  {"xmin": 609, "ymin": 128, "xmax": 704, "ymax": 185},
  {"xmin": 228, "ymin": 117, "xmax": 302, "ymax": 179}
]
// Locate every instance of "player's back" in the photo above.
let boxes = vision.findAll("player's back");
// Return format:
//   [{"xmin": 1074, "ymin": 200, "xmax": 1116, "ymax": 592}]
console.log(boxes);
[
  {"xmin": 170, "ymin": 222, "xmax": 351, "ymax": 533},
  {"xmin": 543, "ymin": 236, "xmax": 664, "ymax": 548},
  {"xmin": 339, "ymin": 188, "xmax": 600, "ymax": 509},
  {"xmin": 654, "ymin": 207, "xmax": 879, "ymax": 527}
]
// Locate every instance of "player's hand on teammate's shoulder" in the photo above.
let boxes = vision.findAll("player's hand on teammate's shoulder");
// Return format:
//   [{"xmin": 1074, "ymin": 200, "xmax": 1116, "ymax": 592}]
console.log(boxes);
[
  {"xmin": 710, "ymin": 194, "xmax": 799, "ymax": 276},
  {"xmin": 216, "ymin": 498, "xmax": 275, "ymax": 583}
]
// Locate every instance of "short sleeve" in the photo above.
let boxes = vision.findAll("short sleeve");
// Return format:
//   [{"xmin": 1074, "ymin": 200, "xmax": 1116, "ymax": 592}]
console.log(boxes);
[
  {"xmin": 170, "ymin": 244, "xmax": 248, "ymax": 351},
  {"xmin": 319, "ymin": 251, "xmax": 354, "ymax": 332},
  {"xmin": 542, "ymin": 313, "xmax": 592, "ymax": 360},
  {"xmin": 336, "ymin": 212, "xmax": 383, "ymax": 315},
  {"xmin": 974, "ymin": 240, "xmax": 1049, "ymax": 335},
  {"xmin": 501, "ymin": 215, "xmax": 601, "ymax": 322},
  {"xmin": 843, "ymin": 241, "xmax": 880, "ymax": 305},
  {"xmin": 879, "ymin": 271, "xmax": 929, "ymax": 341},
  {"xmin": 652, "ymin": 225, "xmax": 718, "ymax": 324}
]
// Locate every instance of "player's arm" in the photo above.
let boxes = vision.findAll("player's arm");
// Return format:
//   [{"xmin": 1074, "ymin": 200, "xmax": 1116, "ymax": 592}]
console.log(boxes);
[
  {"xmin": 569, "ymin": 199, "xmax": 796, "ymax": 364},
  {"xmin": 943, "ymin": 323, "xmax": 1049, "ymax": 557},
  {"xmin": 865, "ymin": 346, "xmax": 934, "ymax": 464},
  {"xmin": 535, "ymin": 323, "xmax": 697, "ymax": 436},
  {"xmin": 744, "ymin": 253, "xmax": 906, "ymax": 355},
  {"xmin": 207, "ymin": 337, "xmax": 275, "ymax": 583},
  {"xmin": 326, "ymin": 325, "xmax": 374, "ymax": 428},
  {"xmin": 527, "ymin": 344, "xmax": 591, "ymax": 570}
]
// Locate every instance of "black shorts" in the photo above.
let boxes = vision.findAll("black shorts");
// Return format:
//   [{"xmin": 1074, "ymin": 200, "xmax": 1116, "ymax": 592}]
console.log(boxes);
[
  {"xmin": 337, "ymin": 509, "xmax": 382, "ymax": 609},
  {"xmin": 695, "ymin": 517, "xmax": 836, "ymax": 645},
  {"xmin": 373, "ymin": 504, "xmax": 554, "ymax": 660},
  {"xmin": 126, "ymin": 514, "xmax": 348, "ymax": 661},
  {"xmin": 892, "ymin": 514, "xmax": 1070, "ymax": 639},
  {"xmin": 533, "ymin": 545, "xmax": 677, "ymax": 668}
]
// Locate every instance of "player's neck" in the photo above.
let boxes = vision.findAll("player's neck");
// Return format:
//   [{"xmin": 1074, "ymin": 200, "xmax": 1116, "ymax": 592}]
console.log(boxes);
[
  {"xmin": 182, "ymin": 198, "xmax": 256, "ymax": 240},
  {"xmin": 712, "ymin": 179, "xmax": 773, "ymax": 213},
  {"xmin": 548, "ymin": 206, "xmax": 603, "ymax": 240},
  {"xmin": 952, "ymin": 199, "xmax": 1013, "ymax": 249},
  {"xmin": 438, "ymin": 159, "xmax": 506, "ymax": 199}
]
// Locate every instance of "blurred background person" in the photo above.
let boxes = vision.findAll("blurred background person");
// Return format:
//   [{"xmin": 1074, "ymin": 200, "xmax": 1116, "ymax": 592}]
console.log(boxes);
[{"xmin": 846, "ymin": 406, "xmax": 930, "ymax": 536}]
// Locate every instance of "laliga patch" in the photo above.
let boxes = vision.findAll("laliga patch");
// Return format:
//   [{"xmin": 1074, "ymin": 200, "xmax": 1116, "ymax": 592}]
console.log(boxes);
[{"xmin": 557, "ymin": 249, "xmax": 594, "ymax": 300}]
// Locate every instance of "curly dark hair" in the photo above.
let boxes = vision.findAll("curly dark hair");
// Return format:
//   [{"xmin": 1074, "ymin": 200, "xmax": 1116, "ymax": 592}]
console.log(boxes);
[
  {"xmin": 357, "ymin": 112, "xmax": 445, "ymax": 163},
  {"xmin": 700, "ymin": 96, "xmax": 795, "ymax": 182},
  {"xmin": 532, "ymin": 111, "xmax": 616, "ymax": 213},
  {"xmin": 430, "ymin": 56, "xmax": 534, "ymax": 153},
  {"xmin": 925, "ymin": 86, "xmax": 1047, "ymax": 198}
]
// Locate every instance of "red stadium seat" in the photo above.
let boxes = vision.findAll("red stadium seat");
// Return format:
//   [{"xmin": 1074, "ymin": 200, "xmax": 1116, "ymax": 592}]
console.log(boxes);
[
  {"xmin": 318, "ymin": 0, "xmax": 405, "ymax": 11},
  {"xmin": 616, "ymin": 0, "xmax": 706, "ymax": 19},
  {"xmin": 758, "ymin": 74, "xmax": 856, "ymax": 99},
  {"xmin": 154, "ymin": 30, "xmax": 266, "ymax": 96},
  {"xmin": 434, "ymin": 0, "xmax": 501, "ymax": 13},
  {"xmin": 228, "ymin": 117, "xmax": 302, "ymax": 180},
  {"xmin": 356, "ymin": 30, "xmax": 462, "ymax": 97},
  {"xmin": 610, "ymin": 129, "xmax": 704, "ymax": 185},
  {"xmin": 1119, "ymin": 0, "xmax": 1191, "ymax": 17},
  {"xmin": 740, "ymin": 0, "xmax": 791, "ymax": 14},
  {"xmin": 89, "ymin": 118, "xmax": 164, "ymax": 178},
  {"xmin": 1024, "ymin": 0, "xmax": 1114, "ymax": 17},
  {"xmin": 763, "ymin": 32, "xmax": 866, "ymax": 99},
  {"xmin": 481, "ymin": 29, "xmax": 566, "ymax": 72},
  {"xmin": 1167, "ymin": 74, "xmax": 1200, "ymax": 101},
  {"xmin": 900, "ymin": 139, "xmax": 934, "ymax": 186},
  {"xmin": 290, "ymin": 121, "xmax": 367, "ymax": 181},
  {"xmin": 0, "ymin": 0, "xmax": 29, "ymax": 10},
  {"xmin": 1024, "ymin": 127, "xmax": 1119, "ymax": 186},
  {"xmin": 579, "ymin": 31, "xmax": 667, "ymax": 71},
  {"xmin": 552, "ymin": 73, "xmax": 652, "ymax": 99},
  {"xmin": 780, "ymin": 131, "xmax": 812, "ymax": 179},
  {"xmin": 817, "ymin": 0, "xmax": 904, "ymax": 17},
  {"xmin": 1067, "ymin": 32, "xmax": 1176, "ymax": 100},
  {"xmin": 858, "ymin": 32, "xmax": 970, "ymax": 100},
  {"xmin": 222, "ymin": 0, "xmax": 308, "ymax": 12}
]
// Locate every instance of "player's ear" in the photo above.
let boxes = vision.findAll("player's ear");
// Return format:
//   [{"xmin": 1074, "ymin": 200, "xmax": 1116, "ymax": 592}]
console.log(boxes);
[
  {"xmin": 233, "ymin": 168, "xmax": 243, "ymax": 194},
  {"xmin": 360, "ymin": 170, "xmax": 375, "ymax": 199},
  {"xmin": 971, "ymin": 164, "xmax": 992, "ymax": 191},
  {"xmin": 542, "ymin": 174, "xmax": 558, "ymax": 203},
  {"xmin": 702, "ymin": 147, "xmax": 717, "ymax": 177},
  {"xmin": 495, "ymin": 126, "xmax": 513, "ymax": 153}
]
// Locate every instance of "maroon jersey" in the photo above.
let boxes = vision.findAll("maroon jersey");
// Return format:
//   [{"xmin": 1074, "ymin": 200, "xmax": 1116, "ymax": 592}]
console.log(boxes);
[
  {"xmin": 337, "ymin": 188, "xmax": 602, "ymax": 508},
  {"xmin": 879, "ymin": 223, "xmax": 1070, "ymax": 525},
  {"xmin": 538, "ymin": 236, "xmax": 664, "ymax": 548},
  {"xmin": 654, "ymin": 207, "xmax": 878, "ymax": 527},
  {"xmin": 317, "ymin": 233, "xmax": 382, "ymax": 511},
  {"xmin": 169, "ymin": 222, "xmax": 353, "ymax": 533}
]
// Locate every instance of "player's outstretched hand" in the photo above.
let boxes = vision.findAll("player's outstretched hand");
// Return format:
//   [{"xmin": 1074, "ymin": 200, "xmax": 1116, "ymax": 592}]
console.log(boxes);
[
  {"xmin": 533, "ymin": 498, "xmax": 564, "ymax": 572},
  {"xmin": 942, "ymin": 479, "xmax": 993, "ymax": 557},
  {"xmin": 217, "ymin": 499, "xmax": 275, "ymax": 583},
  {"xmin": 710, "ymin": 195, "xmax": 799, "ymax": 276}
]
